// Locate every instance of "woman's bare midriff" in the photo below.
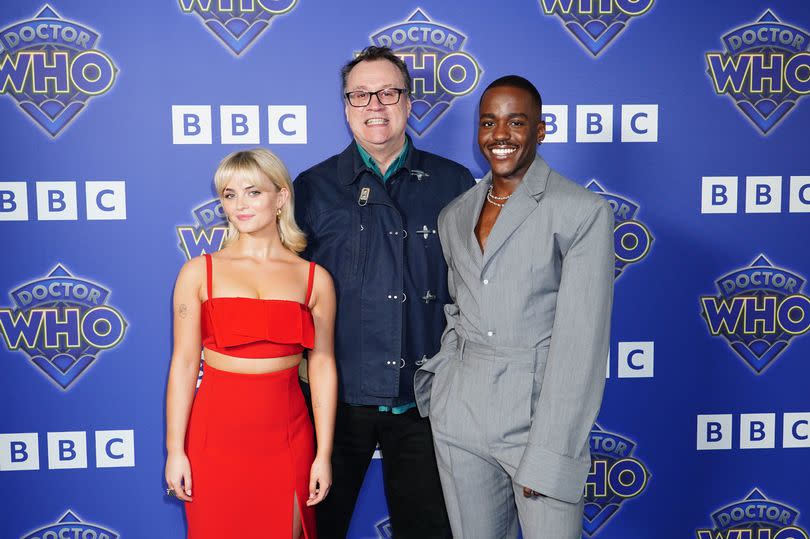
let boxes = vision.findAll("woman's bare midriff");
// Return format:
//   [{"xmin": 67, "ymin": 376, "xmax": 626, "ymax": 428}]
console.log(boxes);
[{"xmin": 203, "ymin": 348, "xmax": 302, "ymax": 374}]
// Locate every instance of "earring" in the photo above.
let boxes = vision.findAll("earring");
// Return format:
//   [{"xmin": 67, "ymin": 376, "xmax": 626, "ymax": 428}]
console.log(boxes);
[{"xmin": 276, "ymin": 208, "xmax": 282, "ymax": 218}]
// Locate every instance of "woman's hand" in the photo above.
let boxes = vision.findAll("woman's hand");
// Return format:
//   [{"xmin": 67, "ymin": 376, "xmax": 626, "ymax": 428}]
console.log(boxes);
[
  {"xmin": 165, "ymin": 451, "xmax": 193, "ymax": 502},
  {"xmin": 306, "ymin": 454, "xmax": 332, "ymax": 506}
]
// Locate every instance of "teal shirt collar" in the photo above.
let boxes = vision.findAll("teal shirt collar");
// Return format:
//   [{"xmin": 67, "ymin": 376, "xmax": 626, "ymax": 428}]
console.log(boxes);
[{"xmin": 355, "ymin": 139, "xmax": 409, "ymax": 183}]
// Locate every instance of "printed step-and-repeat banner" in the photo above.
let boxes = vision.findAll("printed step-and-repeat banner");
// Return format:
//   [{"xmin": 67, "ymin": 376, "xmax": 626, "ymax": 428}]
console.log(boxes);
[{"xmin": 2, "ymin": 1, "xmax": 809, "ymax": 537}]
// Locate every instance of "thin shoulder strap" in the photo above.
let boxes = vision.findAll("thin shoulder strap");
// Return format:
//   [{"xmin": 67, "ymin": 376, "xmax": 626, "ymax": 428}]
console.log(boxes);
[
  {"xmin": 204, "ymin": 254, "xmax": 213, "ymax": 300},
  {"xmin": 305, "ymin": 261, "xmax": 316, "ymax": 305}
]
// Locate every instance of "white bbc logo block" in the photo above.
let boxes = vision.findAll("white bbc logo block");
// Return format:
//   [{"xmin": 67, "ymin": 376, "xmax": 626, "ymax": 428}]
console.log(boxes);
[
  {"xmin": 789, "ymin": 176, "xmax": 810, "ymax": 213},
  {"xmin": 86, "ymin": 181, "xmax": 126, "ymax": 220},
  {"xmin": 0, "ymin": 433, "xmax": 39, "ymax": 471},
  {"xmin": 95, "ymin": 430, "xmax": 135, "ymax": 468},
  {"xmin": 221, "ymin": 105, "xmax": 260, "ymax": 144},
  {"xmin": 1, "ymin": 182, "xmax": 126, "ymax": 221},
  {"xmin": 696, "ymin": 412, "xmax": 810, "ymax": 450},
  {"xmin": 36, "ymin": 181, "xmax": 77, "ymax": 220},
  {"xmin": 47, "ymin": 431, "xmax": 88, "ymax": 469},
  {"xmin": 576, "ymin": 105, "xmax": 613, "ymax": 143},
  {"xmin": 606, "ymin": 341, "xmax": 654, "ymax": 379},
  {"xmin": 697, "ymin": 414, "xmax": 732, "ymax": 450},
  {"xmin": 172, "ymin": 105, "xmax": 212, "ymax": 144},
  {"xmin": 618, "ymin": 341, "xmax": 654, "ymax": 378},
  {"xmin": 702, "ymin": 176, "xmax": 810, "ymax": 214},
  {"xmin": 268, "ymin": 105, "xmax": 307, "ymax": 144},
  {"xmin": 0, "ymin": 181, "xmax": 28, "ymax": 221},
  {"xmin": 1, "ymin": 430, "xmax": 136, "ymax": 470},
  {"xmin": 542, "ymin": 105, "xmax": 568, "ymax": 144},
  {"xmin": 745, "ymin": 176, "xmax": 781, "ymax": 213},
  {"xmin": 784, "ymin": 413, "xmax": 810, "ymax": 448},
  {"xmin": 701, "ymin": 177, "xmax": 738, "ymax": 214},
  {"xmin": 739, "ymin": 413, "xmax": 775, "ymax": 449},
  {"xmin": 621, "ymin": 105, "xmax": 658, "ymax": 142}
]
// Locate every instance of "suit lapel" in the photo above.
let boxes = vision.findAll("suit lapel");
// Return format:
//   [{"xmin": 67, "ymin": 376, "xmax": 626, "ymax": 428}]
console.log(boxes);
[
  {"xmin": 481, "ymin": 184, "xmax": 536, "ymax": 270},
  {"xmin": 481, "ymin": 155, "xmax": 551, "ymax": 270},
  {"xmin": 459, "ymin": 179, "xmax": 488, "ymax": 269}
]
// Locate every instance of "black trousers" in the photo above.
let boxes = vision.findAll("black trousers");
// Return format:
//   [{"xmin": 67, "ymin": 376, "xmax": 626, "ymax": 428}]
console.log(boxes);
[{"xmin": 310, "ymin": 398, "xmax": 451, "ymax": 539}]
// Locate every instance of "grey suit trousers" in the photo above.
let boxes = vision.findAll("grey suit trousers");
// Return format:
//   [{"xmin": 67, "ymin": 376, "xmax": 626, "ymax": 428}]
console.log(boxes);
[{"xmin": 430, "ymin": 338, "xmax": 583, "ymax": 539}]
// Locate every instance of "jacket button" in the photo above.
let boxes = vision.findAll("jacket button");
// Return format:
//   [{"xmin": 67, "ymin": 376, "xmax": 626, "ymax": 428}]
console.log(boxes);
[
  {"xmin": 483, "ymin": 279, "xmax": 489, "ymax": 285},
  {"xmin": 487, "ymin": 331, "xmax": 494, "ymax": 337}
]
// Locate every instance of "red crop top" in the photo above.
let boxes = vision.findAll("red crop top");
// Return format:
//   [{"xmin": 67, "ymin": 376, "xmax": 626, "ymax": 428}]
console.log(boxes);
[{"xmin": 201, "ymin": 254, "xmax": 315, "ymax": 358}]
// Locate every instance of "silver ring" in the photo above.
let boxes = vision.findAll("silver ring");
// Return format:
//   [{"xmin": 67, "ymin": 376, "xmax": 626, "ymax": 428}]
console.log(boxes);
[{"xmin": 166, "ymin": 488, "xmax": 176, "ymax": 497}]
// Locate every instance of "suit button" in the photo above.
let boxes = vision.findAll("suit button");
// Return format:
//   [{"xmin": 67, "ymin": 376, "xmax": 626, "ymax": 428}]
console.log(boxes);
[
  {"xmin": 483, "ymin": 279, "xmax": 489, "ymax": 285},
  {"xmin": 487, "ymin": 331, "xmax": 494, "ymax": 337}
]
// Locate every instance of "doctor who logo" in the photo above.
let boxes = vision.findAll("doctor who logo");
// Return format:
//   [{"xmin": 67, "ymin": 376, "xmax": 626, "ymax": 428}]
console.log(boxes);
[
  {"xmin": 177, "ymin": 198, "xmax": 227, "ymax": 259},
  {"xmin": 696, "ymin": 489, "xmax": 807, "ymax": 539},
  {"xmin": 586, "ymin": 180, "xmax": 653, "ymax": 281},
  {"xmin": 21, "ymin": 510, "xmax": 119, "ymax": 539},
  {"xmin": 370, "ymin": 9, "xmax": 482, "ymax": 136},
  {"xmin": 700, "ymin": 255, "xmax": 809, "ymax": 374},
  {"xmin": 706, "ymin": 10, "xmax": 810, "ymax": 135},
  {"xmin": 583, "ymin": 424, "xmax": 650, "ymax": 536},
  {"xmin": 0, "ymin": 5, "xmax": 118, "ymax": 138},
  {"xmin": 178, "ymin": 0, "xmax": 297, "ymax": 56},
  {"xmin": 539, "ymin": 0, "xmax": 654, "ymax": 57},
  {"xmin": 375, "ymin": 517, "xmax": 393, "ymax": 539},
  {"xmin": 0, "ymin": 265, "xmax": 127, "ymax": 390}
]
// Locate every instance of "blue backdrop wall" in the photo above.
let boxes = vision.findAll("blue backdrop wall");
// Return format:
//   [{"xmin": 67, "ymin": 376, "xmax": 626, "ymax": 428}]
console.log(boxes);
[{"xmin": 2, "ymin": 1, "xmax": 809, "ymax": 537}]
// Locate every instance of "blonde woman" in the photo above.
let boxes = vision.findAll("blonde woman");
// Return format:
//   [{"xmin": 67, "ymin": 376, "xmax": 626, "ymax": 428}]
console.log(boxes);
[{"xmin": 165, "ymin": 149, "xmax": 337, "ymax": 538}]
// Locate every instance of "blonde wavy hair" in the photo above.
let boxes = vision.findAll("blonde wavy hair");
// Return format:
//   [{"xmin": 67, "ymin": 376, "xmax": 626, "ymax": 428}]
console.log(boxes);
[{"xmin": 213, "ymin": 148, "xmax": 307, "ymax": 253}]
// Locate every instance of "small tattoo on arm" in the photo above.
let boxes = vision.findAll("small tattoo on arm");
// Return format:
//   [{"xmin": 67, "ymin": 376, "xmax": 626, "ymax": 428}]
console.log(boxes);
[{"xmin": 178, "ymin": 304, "xmax": 188, "ymax": 319}]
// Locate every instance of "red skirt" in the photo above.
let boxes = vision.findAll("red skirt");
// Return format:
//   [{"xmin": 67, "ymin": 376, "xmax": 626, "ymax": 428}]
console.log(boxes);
[{"xmin": 184, "ymin": 364, "xmax": 316, "ymax": 538}]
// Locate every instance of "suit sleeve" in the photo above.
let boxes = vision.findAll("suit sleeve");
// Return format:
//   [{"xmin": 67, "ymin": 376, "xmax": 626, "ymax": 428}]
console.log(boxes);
[
  {"xmin": 414, "ymin": 207, "xmax": 461, "ymax": 417},
  {"xmin": 514, "ymin": 198, "xmax": 614, "ymax": 503}
]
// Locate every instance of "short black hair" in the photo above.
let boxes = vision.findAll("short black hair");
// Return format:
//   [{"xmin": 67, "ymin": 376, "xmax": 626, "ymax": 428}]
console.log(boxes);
[
  {"xmin": 341, "ymin": 46, "xmax": 412, "ymax": 93},
  {"xmin": 480, "ymin": 75, "xmax": 542, "ymax": 112}
]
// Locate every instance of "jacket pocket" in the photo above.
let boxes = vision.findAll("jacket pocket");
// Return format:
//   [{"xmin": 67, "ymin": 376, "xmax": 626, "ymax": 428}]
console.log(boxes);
[{"xmin": 348, "ymin": 208, "xmax": 370, "ymax": 278}]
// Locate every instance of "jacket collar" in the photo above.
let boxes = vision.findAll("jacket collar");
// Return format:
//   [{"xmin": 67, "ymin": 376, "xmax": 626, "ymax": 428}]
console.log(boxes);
[{"xmin": 338, "ymin": 135, "xmax": 416, "ymax": 185}]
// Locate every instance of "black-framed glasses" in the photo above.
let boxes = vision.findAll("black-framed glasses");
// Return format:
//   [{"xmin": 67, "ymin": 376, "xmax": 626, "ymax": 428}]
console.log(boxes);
[{"xmin": 345, "ymin": 88, "xmax": 408, "ymax": 107}]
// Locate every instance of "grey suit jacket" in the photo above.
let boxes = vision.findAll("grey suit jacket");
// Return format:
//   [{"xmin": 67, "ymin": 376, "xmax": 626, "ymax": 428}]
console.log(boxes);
[{"xmin": 415, "ymin": 154, "xmax": 614, "ymax": 503}]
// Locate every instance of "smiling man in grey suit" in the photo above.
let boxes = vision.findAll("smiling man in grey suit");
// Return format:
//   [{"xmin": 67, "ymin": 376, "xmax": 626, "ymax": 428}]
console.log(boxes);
[{"xmin": 414, "ymin": 75, "xmax": 615, "ymax": 538}]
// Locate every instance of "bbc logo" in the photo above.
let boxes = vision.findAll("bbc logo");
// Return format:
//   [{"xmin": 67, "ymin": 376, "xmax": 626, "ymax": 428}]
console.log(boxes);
[
  {"xmin": 542, "ymin": 104, "xmax": 659, "ymax": 143},
  {"xmin": 701, "ymin": 176, "xmax": 810, "ymax": 214},
  {"xmin": 0, "ymin": 181, "xmax": 127, "ymax": 221},
  {"xmin": 696, "ymin": 413, "xmax": 810, "ymax": 450},
  {"xmin": 0, "ymin": 430, "xmax": 135, "ymax": 471},
  {"xmin": 172, "ymin": 105, "xmax": 307, "ymax": 145},
  {"xmin": 605, "ymin": 341, "xmax": 654, "ymax": 378}
]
